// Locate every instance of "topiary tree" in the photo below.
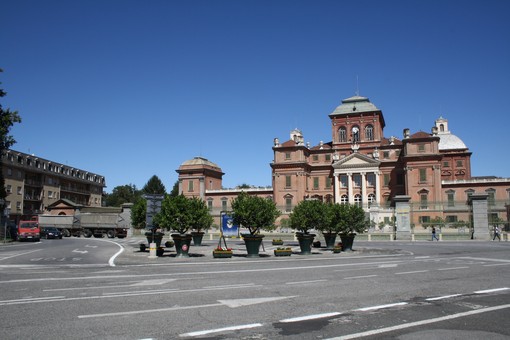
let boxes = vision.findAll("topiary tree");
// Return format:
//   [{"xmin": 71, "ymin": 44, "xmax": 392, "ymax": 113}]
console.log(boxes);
[
  {"xmin": 231, "ymin": 191, "xmax": 280, "ymax": 236},
  {"xmin": 155, "ymin": 194, "xmax": 193, "ymax": 235},
  {"xmin": 189, "ymin": 196, "xmax": 213, "ymax": 233},
  {"xmin": 339, "ymin": 203, "xmax": 367, "ymax": 235},
  {"xmin": 288, "ymin": 199, "xmax": 329, "ymax": 234}
]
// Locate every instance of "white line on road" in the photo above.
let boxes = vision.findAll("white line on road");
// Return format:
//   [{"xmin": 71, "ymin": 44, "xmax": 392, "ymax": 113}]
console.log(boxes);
[
  {"xmin": 344, "ymin": 275, "xmax": 378, "ymax": 280},
  {"xmin": 279, "ymin": 312, "xmax": 342, "ymax": 323},
  {"xmin": 356, "ymin": 302, "xmax": 408, "ymax": 311},
  {"xmin": 395, "ymin": 270, "xmax": 429, "ymax": 275},
  {"xmin": 437, "ymin": 266, "xmax": 469, "ymax": 271},
  {"xmin": 180, "ymin": 323, "xmax": 263, "ymax": 337},
  {"xmin": 326, "ymin": 304, "xmax": 510, "ymax": 340},
  {"xmin": 474, "ymin": 287, "xmax": 510, "ymax": 294},
  {"xmin": 425, "ymin": 294, "xmax": 462, "ymax": 301},
  {"xmin": 285, "ymin": 279, "xmax": 327, "ymax": 285}
]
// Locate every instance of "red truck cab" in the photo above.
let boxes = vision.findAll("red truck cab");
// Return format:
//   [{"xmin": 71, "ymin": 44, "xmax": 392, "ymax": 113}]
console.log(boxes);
[{"xmin": 18, "ymin": 217, "xmax": 40, "ymax": 242}]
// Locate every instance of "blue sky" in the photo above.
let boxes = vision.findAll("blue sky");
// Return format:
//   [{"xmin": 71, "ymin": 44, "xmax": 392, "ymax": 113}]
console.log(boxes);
[{"xmin": 2, "ymin": 0, "xmax": 510, "ymax": 193}]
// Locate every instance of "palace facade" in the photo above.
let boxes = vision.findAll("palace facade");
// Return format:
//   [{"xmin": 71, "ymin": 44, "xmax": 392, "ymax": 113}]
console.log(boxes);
[{"xmin": 178, "ymin": 95, "xmax": 510, "ymax": 229}]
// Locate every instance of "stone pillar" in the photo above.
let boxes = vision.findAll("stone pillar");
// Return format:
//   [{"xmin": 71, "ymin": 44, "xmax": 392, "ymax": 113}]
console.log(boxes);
[
  {"xmin": 361, "ymin": 172, "xmax": 367, "ymax": 209},
  {"xmin": 348, "ymin": 173, "xmax": 354, "ymax": 204},
  {"xmin": 393, "ymin": 195, "xmax": 412, "ymax": 240},
  {"xmin": 375, "ymin": 171, "xmax": 380, "ymax": 205},
  {"xmin": 334, "ymin": 173, "xmax": 341, "ymax": 204},
  {"xmin": 468, "ymin": 194, "xmax": 490, "ymax": 240}
]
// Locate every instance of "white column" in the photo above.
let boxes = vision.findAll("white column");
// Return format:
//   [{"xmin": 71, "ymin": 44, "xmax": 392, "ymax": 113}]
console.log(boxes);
[
  {"xmin": 361, "ymin": 172, "xmax": 367, "ymax": 209},
  {"xmin": 348, "ymin": 173, "xmax": 354, "ymax": 204},
  {"xmin": 334, "ymin": 173, "xmax": 341, "ymax": 204},
  {"xmin": 375, "ymin": 171, "xmax": 380, "ymax": 205}
]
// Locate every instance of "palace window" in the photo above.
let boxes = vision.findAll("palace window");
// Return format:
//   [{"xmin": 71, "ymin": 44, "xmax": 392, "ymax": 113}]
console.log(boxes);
[
  {"xmin": 325, "ymin": 177, "xmax": 332, "ymax": 189},
  {"xmin": 365, "ymin": 124, "xmax": 374, "ymax": 141},
  {"xmin": 285, "ymin": 197, "xmax": 293, "ymax": 212},
  {"xmin": 313, "ymin": 177, "xmax": 319, "ymax": 190},
  {"xmin": 447, "ymin": 191, "xmax": 455, "ymax": 207},
  {"xmin": 354, "ymin": 194, "xmax": 362, "ymax": 207},
  {"xmin": 367, "ymin": 173, "xmax": 375, "ymax": 187},
  {"xmin": 486, "ymin": 189, "xmax": 496, "ymax": 206},
  {"xmin": 353, "ymin": 174, "xmax": 361, "ymax": 187},
  {"xmin": 188, "ymin": 180, "xmax": 194, "ymax": 192},
  {"xmin": 418, "ymin": 144, "xmax": 425, "ymax": 152},
  {"xmin": 207, "ymin": 199, "xmax": 213, "ymax": 211},
  {"xmin": 419, "ymin": 168, "xmax": 427, "ymax": 183},
  {"xmin": 383, "ymin": 174, "xmax": 390, "ymax": 186},
  {"xmin": 456, "ymin": 160, "xmax": 464, "ymax": 167},
  {"xmin": 340, "ymin": 195, "xmax": 348, "ymax": 204},
  {"xmin": 285, "ymin": 175, "xmax": 292, "ymax": 188},
  {"xmin": 340, "ymin": 175, "xmax": 348, "ymax": 188},
  {"xmin": 221, "ymin": 198, "xmax": 228, "ymax": 211},
  {"xmin": 420, "ymin": 193, "xmax": 428, "ymax": 209},
  {"xmin": 338, "ymin": 127, "xmax": 347, "ymax": 143}
]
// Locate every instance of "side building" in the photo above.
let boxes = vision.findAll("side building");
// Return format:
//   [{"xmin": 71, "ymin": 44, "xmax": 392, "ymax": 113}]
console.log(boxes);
[{"xmin": 1, "ymin": 149, "xmax": 106, "ymax": 223}]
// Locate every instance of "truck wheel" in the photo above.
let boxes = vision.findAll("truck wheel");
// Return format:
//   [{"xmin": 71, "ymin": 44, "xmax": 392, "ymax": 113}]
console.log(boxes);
[
  {"xmin": 62, "ymin": 229, "xmax": 71, "ymax": 237},
  {"xmin": 83, "ymin": 229, "xmax": 92, "ymax": 238},
  {"xmin": 107, "ymin": 230, "xmax": 115, "ymax": 238}
]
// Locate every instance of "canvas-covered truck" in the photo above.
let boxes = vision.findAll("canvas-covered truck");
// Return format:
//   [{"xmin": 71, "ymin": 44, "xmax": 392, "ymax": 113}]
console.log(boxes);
[
  {"xmin": 38, "ymin": 215, "xmax": 79, "ymax": 237},
  {"xmin": 73, "ymin": 211, "xmax": 129, "ymax": 238}
]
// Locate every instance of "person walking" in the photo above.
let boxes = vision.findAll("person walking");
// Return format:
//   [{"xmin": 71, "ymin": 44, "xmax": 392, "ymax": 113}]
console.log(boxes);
[
  {"xmin": 431, "ymin": 226, "xmax": 439, "ymax": 241},
  {"xmin": 493, "ymin": 225, "xmax": 501, "ymax": 241}
]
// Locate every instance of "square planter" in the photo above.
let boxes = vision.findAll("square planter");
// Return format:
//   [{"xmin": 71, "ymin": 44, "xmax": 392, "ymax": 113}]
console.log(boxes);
[
  {"xmin": 274, "ymin": 249, "xmax": 292, "ymax": 257},
  {"xmin": 213, "ymin": 250, "xmax": 233, "ymax": 258}
]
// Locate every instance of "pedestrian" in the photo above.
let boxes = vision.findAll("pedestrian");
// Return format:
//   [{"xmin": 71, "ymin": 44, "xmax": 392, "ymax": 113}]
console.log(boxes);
[
  {"xmin": 493, "ymin": 225, "xmax": 501, "ymax": 241},
  {"xmin": 431, "ymin": 226, "xmax": 439, "ymax": 241}
]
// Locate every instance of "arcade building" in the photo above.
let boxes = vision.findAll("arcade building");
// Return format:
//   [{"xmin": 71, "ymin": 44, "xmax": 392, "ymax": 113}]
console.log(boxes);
[{"xmin": 177, "ymin": 95, "xmax": 510, "ymax": 230}]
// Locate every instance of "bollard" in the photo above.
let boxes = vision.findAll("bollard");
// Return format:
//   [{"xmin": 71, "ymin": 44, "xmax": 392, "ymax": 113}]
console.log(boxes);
[{"xmin": 148, "ymin": 242, "xmax": 157, "ymax": 259}]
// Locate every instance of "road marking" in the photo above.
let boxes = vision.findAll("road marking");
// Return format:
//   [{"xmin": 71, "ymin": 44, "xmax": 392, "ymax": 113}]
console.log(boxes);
[
  {"xmin": 285, "ymin": 279, "xmax": 327, "ymax": 285},
  {"xmin": 180, "ymin": 323, "xmax": 263, "ymax": 337},
  {"xmin": 474, "ymin": 287, "xmax": 510, "ymax": 294},
  {"xmin": 72, "ymin": 249, "xmax": 88, "ymax": 254},
  {"xmin": 344, "ymin": 275, "xmax": 378, "ymax": 280},
  {"xmin": 437, "ymin": 266, "xmax": 469, "ymax": 271},
  {"xmin": 279, "ymin": 312, "xmax": 342, "ymax": 323},
  {"xmin": 483, "ymin": 263, "xmax": 510, "ymax": 267},
  {"xmin": 79, "ymin": 296, "xmax": 295, "ymax": 318},
  {"xmin": 395, "ymin": 270, "xmax": 429, "ymax": 275},
  {"xmin": 0, "ymin": 296, "xmax": 66, "ymax": 304},
  {"xmin": 426, "ymin": 294, "xmax": 462, "ymax": 301},
  {"xmin": 326, "ymin": 304, "xmax": 510, "ymax": 340},
  {"xmin": 356, "ymin": 302, "xmax": 408, "ymax": 311},
  {"xmin": 0, "ymin": 249, "xmax": 43, "ymax": 261}
]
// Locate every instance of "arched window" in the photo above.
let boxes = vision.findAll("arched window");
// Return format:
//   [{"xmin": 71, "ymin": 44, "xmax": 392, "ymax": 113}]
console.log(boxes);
[
  {"xmin": 340, "ymin": 195, "xmax": 348, "ymax": 204},
  {"xmin": 338, "ymin": 127, "xmax": 347, "ymax": 143},
  {"xmin": 365, "ymin": 124, "xmax": 374, "ymax": 141},
  {"xmin": 439, "ymin": 124, "xmax": 445, "ymax": 132},
  {"xmin": 354, "ymin": 194, "xmax": 362, "ymax": 207}
]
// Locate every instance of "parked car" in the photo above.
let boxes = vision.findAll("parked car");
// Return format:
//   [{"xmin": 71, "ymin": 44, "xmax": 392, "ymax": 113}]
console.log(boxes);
[{"xmin": 40, "ymin": 227, "xmax": 63, "ymax": 239}]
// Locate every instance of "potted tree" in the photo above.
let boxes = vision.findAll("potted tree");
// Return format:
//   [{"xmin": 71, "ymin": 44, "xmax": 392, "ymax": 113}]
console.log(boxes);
[
  {"xmin": 188, "ymin": 197, "xmax": 213, "ymax": 246},
  {"xmin": 316, "ymin": 203, "xmax": 347, "ymax": 250},
  {"xmin": 288, "ymin": 199, "xmax": 328, "ymax": 255},
  {"xmin": 338, "ymin": 203, "xmax": 367, "ymax": 251},
  {"xmin": 231, "ymin": 192, "xmax": 280, "ymax": 258},
  {"xmin": 155, "ymin": 194, "xmax": 194, "ymax": 258}
]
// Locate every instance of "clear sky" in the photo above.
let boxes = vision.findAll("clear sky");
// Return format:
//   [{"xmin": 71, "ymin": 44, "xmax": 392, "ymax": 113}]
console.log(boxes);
[{"xmin": 2, "ymin": 0, "xmax": 510, "ymax": 193}]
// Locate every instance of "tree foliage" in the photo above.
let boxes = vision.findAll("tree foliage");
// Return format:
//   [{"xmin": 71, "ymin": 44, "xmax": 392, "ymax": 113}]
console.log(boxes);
[
  {"xmin": 155, "ymin": 194, "xmax": 212, "ymax": 234},
  {"xmin": 170, "ymin": 180, "xmax": 179, "ymax": 197},
  {"xmin": 142, "ymin": 175, "xmax": 166, "ymax": 195},
  {"xmin": 104, "ymin": 184, "xmax": 140, "ymax": 207},
  {"xmin": 288, "ymin": 199, "xmax": 329, "ymax": 234},
  {"xmin": 0, "ymin": 69, "xmax": 22, "ymax": 208},
  {"xmin": 131, "ymin": 197, "xmax": 147, "ymax": 229},
  {"xmin": 340, "ymin": 204, "xmax": 367, "ymax": 234},
  {"xmin": 231, "ymin": 191, "xmax": 280, "ymax": 235}
]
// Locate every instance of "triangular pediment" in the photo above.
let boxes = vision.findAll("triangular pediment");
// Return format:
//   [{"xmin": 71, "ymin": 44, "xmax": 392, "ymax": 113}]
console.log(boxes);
[{"xmin": 332, "ymin": 153, "xmax": 380, "ymax": 169}]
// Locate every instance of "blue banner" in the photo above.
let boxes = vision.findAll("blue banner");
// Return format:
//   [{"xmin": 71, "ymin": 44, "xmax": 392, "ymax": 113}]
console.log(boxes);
[{"xmin": 221, "ymin": 214, "xmax": 239, "ymax": 237}]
